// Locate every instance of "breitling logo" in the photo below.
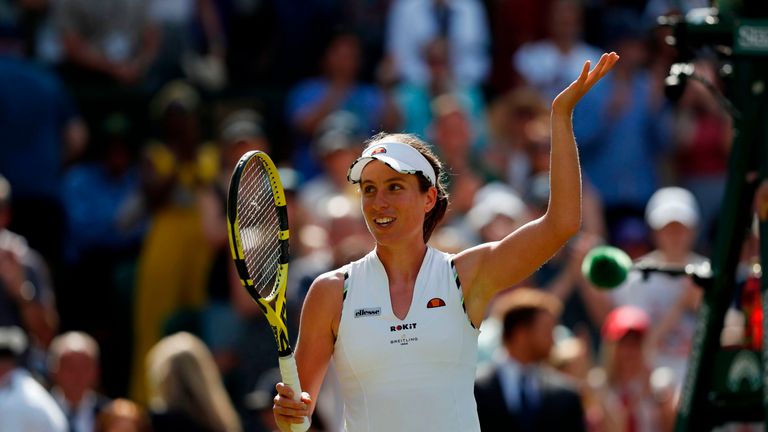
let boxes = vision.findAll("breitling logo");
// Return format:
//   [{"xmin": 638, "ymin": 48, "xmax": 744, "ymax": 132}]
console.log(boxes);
[{"xmin": 390, "ymin": 334, "xmax": 418, "ymax": 346}]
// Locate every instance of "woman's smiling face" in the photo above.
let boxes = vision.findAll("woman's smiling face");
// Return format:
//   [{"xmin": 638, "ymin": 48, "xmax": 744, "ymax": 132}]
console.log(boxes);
[{"xmin": 359, "ymin": 160, "xmax": 435, "ymax": 246}]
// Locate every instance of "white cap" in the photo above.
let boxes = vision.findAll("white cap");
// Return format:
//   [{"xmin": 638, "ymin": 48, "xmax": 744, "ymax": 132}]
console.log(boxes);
[
  {"xmin": 645, "ymin": 186, "xmax": 700, "ymax": 230},
  {"xmin": 347, "ymin": 141, "xmax": 436, "ymax": 185},
  {"xmin": 467, "ymin": 183, "xmax": 526, "ymax": 231}
]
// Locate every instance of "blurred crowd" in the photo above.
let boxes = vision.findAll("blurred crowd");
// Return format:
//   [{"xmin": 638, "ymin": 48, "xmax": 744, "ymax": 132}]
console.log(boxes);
[{"xmin": 0, "ymin": 0, "xmax": 758, "ymax": 431}]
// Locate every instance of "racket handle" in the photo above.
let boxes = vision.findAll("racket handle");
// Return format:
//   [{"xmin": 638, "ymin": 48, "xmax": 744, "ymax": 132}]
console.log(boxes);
[{"xmin": 279, "ymin": 354, "xmax": 311, "ymax": 432}]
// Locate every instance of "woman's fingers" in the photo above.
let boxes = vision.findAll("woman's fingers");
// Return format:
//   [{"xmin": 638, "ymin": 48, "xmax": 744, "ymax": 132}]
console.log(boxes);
[
  {"xmin": 585, "ymin": 52, "xmax": 619, "ymax": 89},
  {"xmin": 273, "ymin": 383, "xmax": 310, "ymax": 425}
]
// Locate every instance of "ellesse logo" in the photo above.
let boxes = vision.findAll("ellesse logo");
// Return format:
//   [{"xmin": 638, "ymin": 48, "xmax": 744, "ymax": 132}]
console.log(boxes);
[
  {"xmin": 354, "ymin": 307, "xmax": 381, "ymax": 318},
  {"xmin": 371, "ymin": 146, "xmax": 387, "ymax": 155},
  {"xmin": 427, "ymin": 298, "xmax": 446, "ymax": 308}
]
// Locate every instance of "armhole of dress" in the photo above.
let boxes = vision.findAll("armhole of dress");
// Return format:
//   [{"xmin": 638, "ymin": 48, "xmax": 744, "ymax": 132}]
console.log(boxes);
[
  {"xmin": 450, "ymin": 259, "xmax": 476, "ymax": 329},
  {"xmin": 334, "ymin": 271, "xmax": 351, "ymax": 343},
  {"xmin": 342, "ymin": 271, "xmax": 349, "ymax": 301}
]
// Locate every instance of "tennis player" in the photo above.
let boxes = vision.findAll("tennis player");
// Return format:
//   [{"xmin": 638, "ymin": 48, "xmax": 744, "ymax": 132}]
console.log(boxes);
[{"xmin": 274, "ymin": 52, "xmax": 619, "ymax": 431}]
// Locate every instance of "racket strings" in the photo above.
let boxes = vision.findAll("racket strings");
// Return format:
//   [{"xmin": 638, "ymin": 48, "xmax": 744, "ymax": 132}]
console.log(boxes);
[{"xmin": 238, "ymin": 160, "xmax": 281, "ymax": 299}]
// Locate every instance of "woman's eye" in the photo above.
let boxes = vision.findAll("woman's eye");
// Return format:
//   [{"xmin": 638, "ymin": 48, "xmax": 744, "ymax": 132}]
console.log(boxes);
[
  {"xmin": 363, "ymin": 186, "xmax": 375, "ymax": 194},
  {"xmin": 390, "ymin": 184, "xmax": 403, "ymax": 191}
]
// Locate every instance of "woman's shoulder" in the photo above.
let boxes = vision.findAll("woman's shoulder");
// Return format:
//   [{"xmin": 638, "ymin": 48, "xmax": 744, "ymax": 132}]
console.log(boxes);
[{"xmin": 306, "ymin": 266, "xmax": 349, "ymax": 303}]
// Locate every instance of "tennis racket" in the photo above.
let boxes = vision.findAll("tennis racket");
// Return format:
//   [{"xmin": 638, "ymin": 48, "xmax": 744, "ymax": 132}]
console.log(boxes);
[{"xmin": 226, "ymin": 151, "xmax": 309, "ymax": 432}]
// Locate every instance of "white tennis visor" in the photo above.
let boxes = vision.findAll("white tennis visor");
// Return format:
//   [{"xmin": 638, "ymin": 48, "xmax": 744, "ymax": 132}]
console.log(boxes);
[{"xmin": 347, "ymin": 141, "xmax": 437, "ymax": 186}]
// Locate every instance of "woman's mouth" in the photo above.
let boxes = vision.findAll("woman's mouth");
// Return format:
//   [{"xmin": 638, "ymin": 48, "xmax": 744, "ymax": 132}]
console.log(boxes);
[{"xmin": 374, "ymin": 217, "xmax": 395, "ymax": 227}]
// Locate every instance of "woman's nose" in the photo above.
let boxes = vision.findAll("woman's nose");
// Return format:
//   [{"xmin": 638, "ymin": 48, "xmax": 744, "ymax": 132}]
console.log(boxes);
[{"xmin": 371, "ymin": 191, "xmax": 389, "ymax": 210}]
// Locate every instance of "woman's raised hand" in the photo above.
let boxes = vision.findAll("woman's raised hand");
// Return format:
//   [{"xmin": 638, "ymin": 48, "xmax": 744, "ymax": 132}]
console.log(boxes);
[{"xmin": 552, "ymin": 52, "xmax": 620, "ymax": 115}]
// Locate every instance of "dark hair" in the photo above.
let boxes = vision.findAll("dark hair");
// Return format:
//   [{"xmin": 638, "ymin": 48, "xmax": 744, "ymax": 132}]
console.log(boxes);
[
  {"xmin": 497, "ymin": 288, "xmax": 562, "ymax": 340},
  {"xmin": 365, "ymin": 132, "xmax": 449, "ymax": 243},
  {"xmin": 502, "ymin": 307, "xmax": 542, "ymax": 340}
]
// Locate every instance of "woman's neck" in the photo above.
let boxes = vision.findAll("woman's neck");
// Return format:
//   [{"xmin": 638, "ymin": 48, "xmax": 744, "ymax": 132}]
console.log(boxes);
[{"xmin": 375, "ymin": 242, "xmax": 428, "ymax": 285}]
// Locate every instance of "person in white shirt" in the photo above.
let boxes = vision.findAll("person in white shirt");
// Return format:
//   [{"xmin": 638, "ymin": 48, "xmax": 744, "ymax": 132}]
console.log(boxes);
[
  {"xmin": 513, "ymin": 0, "xmax": 603, "ymax": 102},
  {"xmin": 273, "ymin": 53, "xmax": 619, "ymax": 432},
  {"xmin": 386, "ymin": 0, "xmax": 490, "ymax": 86},
  {"xmin": 49, "ymin": 331, "xmax": 111, "ymax": 432},
  {"xmin": 610, "ymin": 187, "xmax": 708, "ymax": 389},
  {"xmin": 0, "ymin": 326, "xmax": 67, "ymax": 432}
]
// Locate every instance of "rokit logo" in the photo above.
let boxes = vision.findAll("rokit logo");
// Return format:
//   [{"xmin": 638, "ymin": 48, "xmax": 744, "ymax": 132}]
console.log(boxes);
[
  {"xmin": 390, "ymin": 322, "xmax": 419, "ymax": 346},
  {"xmin": 390, "ymin": 323, "xmax": 417, "ymax": 332},
  {"xmin": 354, "ymin": 307, "xmax": 381, "ymax": 318}
]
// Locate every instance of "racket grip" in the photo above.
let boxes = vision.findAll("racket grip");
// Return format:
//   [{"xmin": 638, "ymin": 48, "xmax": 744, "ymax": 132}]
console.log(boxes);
[{"xmin": 279, "ymin": 354, "xmax": 311, "ymax": 432}]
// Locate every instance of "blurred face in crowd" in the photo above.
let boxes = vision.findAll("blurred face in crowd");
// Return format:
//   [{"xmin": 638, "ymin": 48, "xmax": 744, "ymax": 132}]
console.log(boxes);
[
  {"xmin": 323, "ymin": 148, "xmax": 359, "ymax": 188},
  {"xmin": 510, "ymin": 310, "xmax": 557, "ymax": 363},
  {"xmin": 325, "ymin": 34, "xmax": 361, "ymax": 83},
  {"xmin": 425, "ymin": 38, "xmax": 451, "ymax": 84},
  {"xmin": 653, "ymin": 221, "xmax": 696, "ymax": 260},
  {"xmin": 480, "ymin": 214, "xmax": 522, "ymax": 243},
  {"xmin": 433, "ymin": 109, "xmax": 472, "ymax": 157},
  {"xmin": 613, "ymin": 331, "xmax": 646, "ymax": 379},
  {"xmin": 224, "ymin": 136, "xmax": 270, "ymax": 172},
  {"xmin": 549, "ymin": 0, "xmax": 583, "ymax": 45},
  {"xmin": 614, "ymin": 37, "xmax": 648, "ymax": 71},
  {"xmin": 446, "ymin": 172, "xmax": 481, "ymax": 218},
  {"xmin": 53, "ymin": 350, "xmax": 99, "ymax": 398}
]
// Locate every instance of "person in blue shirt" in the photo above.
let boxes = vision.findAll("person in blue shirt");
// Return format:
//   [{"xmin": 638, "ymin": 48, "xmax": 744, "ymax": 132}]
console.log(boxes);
[{"xmin": 572, "ymin": 22, "xmax": 672, "ymax": 243}]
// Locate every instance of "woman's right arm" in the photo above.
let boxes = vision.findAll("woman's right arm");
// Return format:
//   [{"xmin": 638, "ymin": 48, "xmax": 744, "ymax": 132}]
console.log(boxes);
[{"xmin": 273, "ymin": 270, "xmax": 344, "ymax": 430}]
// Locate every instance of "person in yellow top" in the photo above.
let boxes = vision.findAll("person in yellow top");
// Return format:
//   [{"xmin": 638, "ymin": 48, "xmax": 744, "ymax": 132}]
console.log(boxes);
[{"xmin": 130, "ymin": 81, "xmax": 219, "ymax": 404}]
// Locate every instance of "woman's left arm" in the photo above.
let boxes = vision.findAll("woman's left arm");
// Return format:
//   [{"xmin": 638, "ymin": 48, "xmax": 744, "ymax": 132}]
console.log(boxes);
[{"xmin": 455, "ymin": 52, "xmax": 620, "ymax": 325}]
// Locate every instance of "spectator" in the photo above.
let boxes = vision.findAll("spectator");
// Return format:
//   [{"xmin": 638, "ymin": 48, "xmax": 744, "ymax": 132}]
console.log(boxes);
[
  {"xmin": 465, "ymin": 182, "xmax": 529, "ymax": 245},
  {"xmin": 49, "ymin": 331, "xmax": 111, "ymax": 432},
  {"xmin": 516, "ymin": 114, "xmax": 606, "ymax": 238},
  {"xmin": 0, "ymin": 55, "xmax": 87, "ymax": 273},
  {"xmin": 485, "ymin": 0, "xmax": 553, "ymax": 93},
  {"xmin": 483, "ymin": 87, "xmax": 549, "ymax": 192},
  {"xmin": 0, "ymin": 326, "xmax": 67, "ymax": 431},
  {"xmin": 297, "ymin": 111, "xmax": 364, "ymax": 224},
  {"xmin": 549, "ymin": 335, "xmax": 618, "ymax": 432},
  {"xmin": 146, "ymin": 332, "xmax": 242, "ymax": 432},
  {"xmin": 429, "ymin": 93, "xmax": 495, "ymax": 182},
  {"xmin": 513, "ymin": 0, "xmax": 602, "ymax": 102},
  {"xmin": 147, "ymin": 0, "xmax": 228, "ymax": 92},
  {"xmin": 54, "ymin": 0, "xmax": 159, "ymax": 87},
  {"xmin": 131, "ymin": 81, "xmax": 218, "ymax": 404},
  {"xmin": 60, "ymin": 115, "xmax": 145, "ymax": 388},
  {"xmin": 96, "ymin": 398, "xmax": 151, "ymax": 432},
  {"xmin": 0, "ymin": 175, "xmax": 59, "ymax": 372},
  {"xmin": 424, "ymin": 94, "xmax": 494, "ymax": 235},
  {"xmin": 583, "ymin": 187, "xmax": 707, "ymax": 392},
  {"xmin": 62, "ymin": 113, "xmax": 145, "ymax": 265},
  {"xmin": 286, "ymin": 29, "xmax": 397, "ymax": 181},
  {"xmin": 572, "ymin": 17, "xmax": 672, "ymax": 241},
  {"xmin": 475, "ymin": 288, "xmax": 586, "ymax": 431},
  {"xmin": 53, "ymin": 0, "xmax": 160, "ymax": 137},
  {"xmin": 616, "ymin": 187, "xmax": 706, "ymax": 387},
  {"xmin": 394, "ymin": 37, "xmax": 487, "ymax": 149},
  {"xmin": 596, "ymin": 306, "xmax": 676, "ymax": 432},
  {"xmin": 386, "ymin": 0, "xmax": 490, "ymax": 87}
]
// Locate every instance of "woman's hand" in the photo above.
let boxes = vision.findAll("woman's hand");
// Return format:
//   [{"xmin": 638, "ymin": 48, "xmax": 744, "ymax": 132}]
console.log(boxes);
[
  {"xmin": 273, "ymin": 382, "xmax": 312, "ymax": 431},
  {"xmin": 552, "ymin": 52, "xmax": 620, "ymax": 116}
]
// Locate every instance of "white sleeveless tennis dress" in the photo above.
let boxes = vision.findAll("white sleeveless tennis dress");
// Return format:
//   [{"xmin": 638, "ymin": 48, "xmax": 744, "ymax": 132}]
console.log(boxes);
[{"xmin": 333, "ymin": 247, "xmax": 481, "ymax": 432}]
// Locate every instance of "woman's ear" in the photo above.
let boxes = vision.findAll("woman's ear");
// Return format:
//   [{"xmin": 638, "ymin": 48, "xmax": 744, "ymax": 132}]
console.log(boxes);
[{"xmin": 425, "ymin": 186, "xmax": 438, "ymax": 213}]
